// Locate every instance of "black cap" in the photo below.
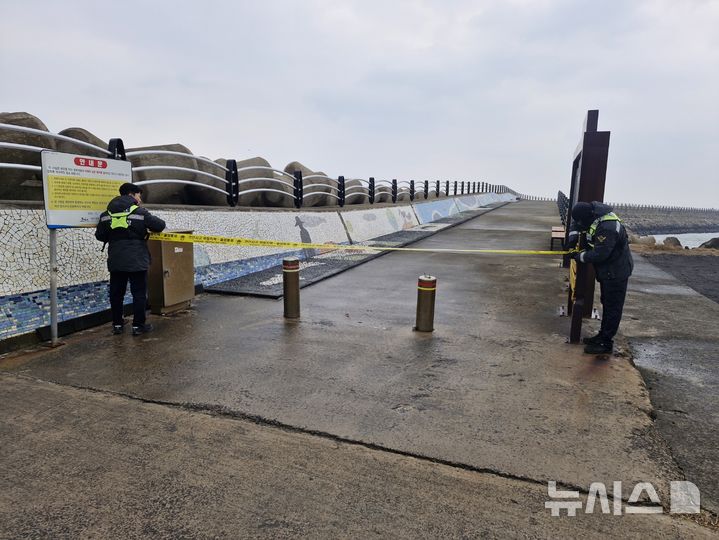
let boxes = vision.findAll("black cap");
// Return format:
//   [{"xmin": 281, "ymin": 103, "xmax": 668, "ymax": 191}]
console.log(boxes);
[
  {"xmin": 571, "ymin": 202, "xmax": 594, "ymax": 227},
  {"xmin": 119, "ymin": 182, "xmax": 142, "ymax": 196}
]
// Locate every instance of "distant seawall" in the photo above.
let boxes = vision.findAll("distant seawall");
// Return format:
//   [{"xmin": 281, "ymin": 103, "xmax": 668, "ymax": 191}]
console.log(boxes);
[
  {"xmin": 615, "ymin": 206, "xmax": 719, "ymax": 235},
  {"xmin": 556, "ymin": 191, "xmax": 719, "ymax": 235}
]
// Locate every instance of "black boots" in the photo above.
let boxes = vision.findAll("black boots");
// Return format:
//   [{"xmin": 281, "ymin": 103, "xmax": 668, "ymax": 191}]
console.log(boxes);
[
  {"xmin": 584, "ymin": 341, "xmax": 613, "ymax": 354},
  {"xmin": 583, "ymin": 334, "xmax": 602, "ymax": 345}
]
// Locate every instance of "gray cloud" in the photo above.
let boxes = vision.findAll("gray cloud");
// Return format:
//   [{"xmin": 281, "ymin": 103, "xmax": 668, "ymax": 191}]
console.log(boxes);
[{"xmin": 1, "ymin": 0, "xmax": 717, "ymax": 206}]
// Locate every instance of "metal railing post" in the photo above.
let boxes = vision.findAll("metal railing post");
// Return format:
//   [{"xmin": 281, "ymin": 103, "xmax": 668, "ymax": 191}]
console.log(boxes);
[
  {"xmin": 108, "ymin": 138, "xmax": 127, "ymax": 160},
  {"xmin": 435, "ymin": 180, "xmax": 440, "ymax": 198},
  {"xmin": 338, "ymin": 175, "xmax": 345, "ymax": 207},
  {"xmin": 225, "ymin": 159, "xmax": 238, "ymax": 207},
  {"xmin": 409, "ymin": 180, "xmax": 415, "ymax": 201},
  {"xmin": 392, "ymin": 179, "xmax": 397, "ymax": 203},
  {"xmin": 424, "ymin": 180, "xmax": 429, "ymax": 199},
  {"xmin": 293, "ymin": 170, "xmax": 303, "ymax": 208},
  {"xmin": 369, "ymin": 177, "xmax": 375, "ymax": 204}
]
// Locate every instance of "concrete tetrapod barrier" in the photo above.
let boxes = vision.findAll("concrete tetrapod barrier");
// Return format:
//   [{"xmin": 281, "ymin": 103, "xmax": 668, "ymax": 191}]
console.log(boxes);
[
  {"xmin": 0, "ymin": 112, "xmax": 56, "ymax": 201},
  {"xmin": 374, "ymin": 181, "xmax": 392, "ymax": 203},
  {"xmin": 344, "ymin": 178, "xmax": 369, "ymax": 205},
  {"xmin": 246, "ymin": 157, "xmax": 293, "ymax": 208},
  {"xmin": 203, "ymin": 156, "xmax": 294, "ymax": 208},
  {"xmin": 56, "ymin": 127, "xmax": 108, "ymax": 158},
  {"xmin": 127, "ymin": 143, "xmax": 197, "ymax": 205},
  {"xmin": 285, "ymin": 161, "xmax": 333, "ymax": 207}
]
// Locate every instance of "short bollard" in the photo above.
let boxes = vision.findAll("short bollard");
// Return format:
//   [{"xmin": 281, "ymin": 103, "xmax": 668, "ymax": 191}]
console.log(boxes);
[
  {"xmin": 283, "ymin": 257, "xmax": 300, "ymax": 318},
  {"xmin": 414, "ymin": 275, "xmax": 437, "ymax": 332}
]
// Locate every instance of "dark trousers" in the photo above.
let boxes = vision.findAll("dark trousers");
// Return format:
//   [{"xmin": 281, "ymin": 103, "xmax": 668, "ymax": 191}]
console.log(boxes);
[
  {"xmin": 598, "ymin": 278, "xmax": 629, "ymax": 343},
  {"xmin": 109, "ymin": 271, "xmax": 147, "ymax": 327}
]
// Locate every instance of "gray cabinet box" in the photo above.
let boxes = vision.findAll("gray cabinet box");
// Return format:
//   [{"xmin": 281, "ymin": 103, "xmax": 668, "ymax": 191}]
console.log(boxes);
[{"xmin": 148, "ymin": 230, "xmax": 194, "ymax": 314}]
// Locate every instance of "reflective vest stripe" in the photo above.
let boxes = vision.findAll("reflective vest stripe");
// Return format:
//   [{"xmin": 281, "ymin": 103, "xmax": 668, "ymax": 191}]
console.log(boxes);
[
  {"xmin": 108, "ymin": 205, "xmax": 139, "ymax": 229},
  {"xmin": 587, "ymin": 212, "xmax": 621, "ymax": 248}
]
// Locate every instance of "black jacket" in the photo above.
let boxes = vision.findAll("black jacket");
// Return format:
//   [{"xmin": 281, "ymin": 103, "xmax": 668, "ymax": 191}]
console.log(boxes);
[
  {"xmin": 568, "ymin": 202, "xmax": 633, "ymax": 282},
  {"xmin": 95, "ymin": 195, "xmax": 166, "ymax": 272}
]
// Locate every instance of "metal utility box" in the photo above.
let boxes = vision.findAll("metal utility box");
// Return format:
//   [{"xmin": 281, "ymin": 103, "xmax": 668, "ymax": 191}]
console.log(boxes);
[{"xmin": 148, "ymin": 230, "xmax": 195, "ymax": 315}]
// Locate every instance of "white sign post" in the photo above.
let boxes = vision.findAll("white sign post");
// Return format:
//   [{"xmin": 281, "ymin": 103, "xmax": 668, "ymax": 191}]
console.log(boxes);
[{"xmin": 41, "ymin": 151, "xmax": 132, "ymax": 346}]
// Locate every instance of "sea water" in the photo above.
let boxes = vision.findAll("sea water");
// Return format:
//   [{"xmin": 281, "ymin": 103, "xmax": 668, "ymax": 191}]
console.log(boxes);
[{"xmin": 651, "ymin": 232, "xmax": 719, "ymax": 248}]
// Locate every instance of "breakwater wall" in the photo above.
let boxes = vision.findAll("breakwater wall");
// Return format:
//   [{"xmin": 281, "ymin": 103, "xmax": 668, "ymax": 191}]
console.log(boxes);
[
  {"xmin": 0, "ymin": 193, "xmax": 515, "ymax": 343},
  {"xmin": 612, "ymin": 206, "xmax": 719, "ymax": 235},
  {"xmin": 556, "ymin": 191, "xmax": 719, "ymax": 234}
]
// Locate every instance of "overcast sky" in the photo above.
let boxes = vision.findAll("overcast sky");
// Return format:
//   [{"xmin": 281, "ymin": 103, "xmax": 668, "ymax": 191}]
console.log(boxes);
[{"xmin": 2, "ymin": 0, "xmax": 718, "ymax": 206}]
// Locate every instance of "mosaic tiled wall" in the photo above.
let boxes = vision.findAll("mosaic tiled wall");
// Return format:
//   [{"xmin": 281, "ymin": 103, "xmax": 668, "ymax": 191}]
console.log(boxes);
[
  {"xmin": 340, "ymin": 206, "xmax": 420, "ymax": 243},
  {"xmin": 0, "ymin": 208, "xmax": 350, "ymax": 297},
  {"xmin": 0, "ymin": 209, "xmax": 107, "ymax": 296},
  {"xmin": 0, "ymin": 207, "xmax": 350, "ymax": 340},
  {"xmin": 413, "ymin": 199, "xmax": 461, "ymax": 224},
  {"xmin": 0, "ymin": 194, "xmax": 513, "ymax": 341},
  {"xmin": 153, "ymin": 209, "xmax": 350, "ymax": 266},
  {"xmin": 455, "ymin": 193, "xmax": 514, "ymax": 211}
]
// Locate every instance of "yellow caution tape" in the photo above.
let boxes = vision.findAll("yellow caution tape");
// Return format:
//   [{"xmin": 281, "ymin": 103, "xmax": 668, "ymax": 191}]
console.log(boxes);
[{"xmin": 149, "ymin": 232, "xmax": 570, "ymax": 256}]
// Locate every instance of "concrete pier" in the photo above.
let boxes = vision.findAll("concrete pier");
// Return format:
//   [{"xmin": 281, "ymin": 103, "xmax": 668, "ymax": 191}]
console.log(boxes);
[{"xmin": 1, "ymin": 201, "xmax": 716, "ymax": 537}]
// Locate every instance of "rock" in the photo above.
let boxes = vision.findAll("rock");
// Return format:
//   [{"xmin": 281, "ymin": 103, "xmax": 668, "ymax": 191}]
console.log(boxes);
[
  {"xmin": 127, "ymin": 143, "xmax": 196, "ymax": 205},
  {"xmin": 698, "ymin": 237, "xmax": 719, "ymax": 250},
  {"xmin": 627, "ymin": 233, "xmax": 640, "ymax": 244},
  {"xmin": 0, "ymin": 112, "xmax": 56, "ymax": 200},
  {"xmin": 635, "ymin": 235, "xmax": 656, "ymax": 245},
  {"xmin": 663, "ymin": 236, "xmax": 682, "ymax": 248},
  {"xmin": 285, "ymin": 161, "xmax": 333, "ymax": 207}
]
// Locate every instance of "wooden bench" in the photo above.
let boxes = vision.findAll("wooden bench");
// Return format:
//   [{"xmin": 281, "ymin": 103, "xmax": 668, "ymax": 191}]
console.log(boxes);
[{"xmin": 551, "ymin": 226, "xmax": 565, "ymax": 250}]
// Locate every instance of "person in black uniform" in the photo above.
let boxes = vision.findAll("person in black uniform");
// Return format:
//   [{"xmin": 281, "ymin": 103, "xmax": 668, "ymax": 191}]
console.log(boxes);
[
  {"xmin": 567, "ymin": 201, "xmax": 633, "ymax": 354},
  {"xmin": 95, "ymin": 183, "xmax": 166, "ymax": 336}
]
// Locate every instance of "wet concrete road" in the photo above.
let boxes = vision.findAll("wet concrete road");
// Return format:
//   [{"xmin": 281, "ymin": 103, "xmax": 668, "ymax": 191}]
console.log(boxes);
[
  {"xmin": 5, "ymin": 202, "xmax": 680, "ymax": 488},
  {"xmin": 2, "ymin": 200, "xmax": 716, "ymax": 536},
  {"xmin": 3, "ymin": 374, "xmax": 711, "ymax": 538},
  {"xmin": 617, "ymin": 257, "xmax": 719, "ymax": 514}
]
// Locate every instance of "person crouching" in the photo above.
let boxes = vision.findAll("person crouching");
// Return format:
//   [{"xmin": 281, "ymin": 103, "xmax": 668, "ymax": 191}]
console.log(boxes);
[{"xmin": 568, "ymin": 201, "xmax": 634, "ymax": 354}]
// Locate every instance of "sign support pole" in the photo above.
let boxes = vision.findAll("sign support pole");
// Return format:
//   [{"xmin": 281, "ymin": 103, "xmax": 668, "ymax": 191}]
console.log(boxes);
[
  {"xmin": 40, "ymin": 149, "xmax": 131, "ymax": 346},
  {"xmin": 49, "ymin": 228, "xmax": 59, "ymax": 347}
]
